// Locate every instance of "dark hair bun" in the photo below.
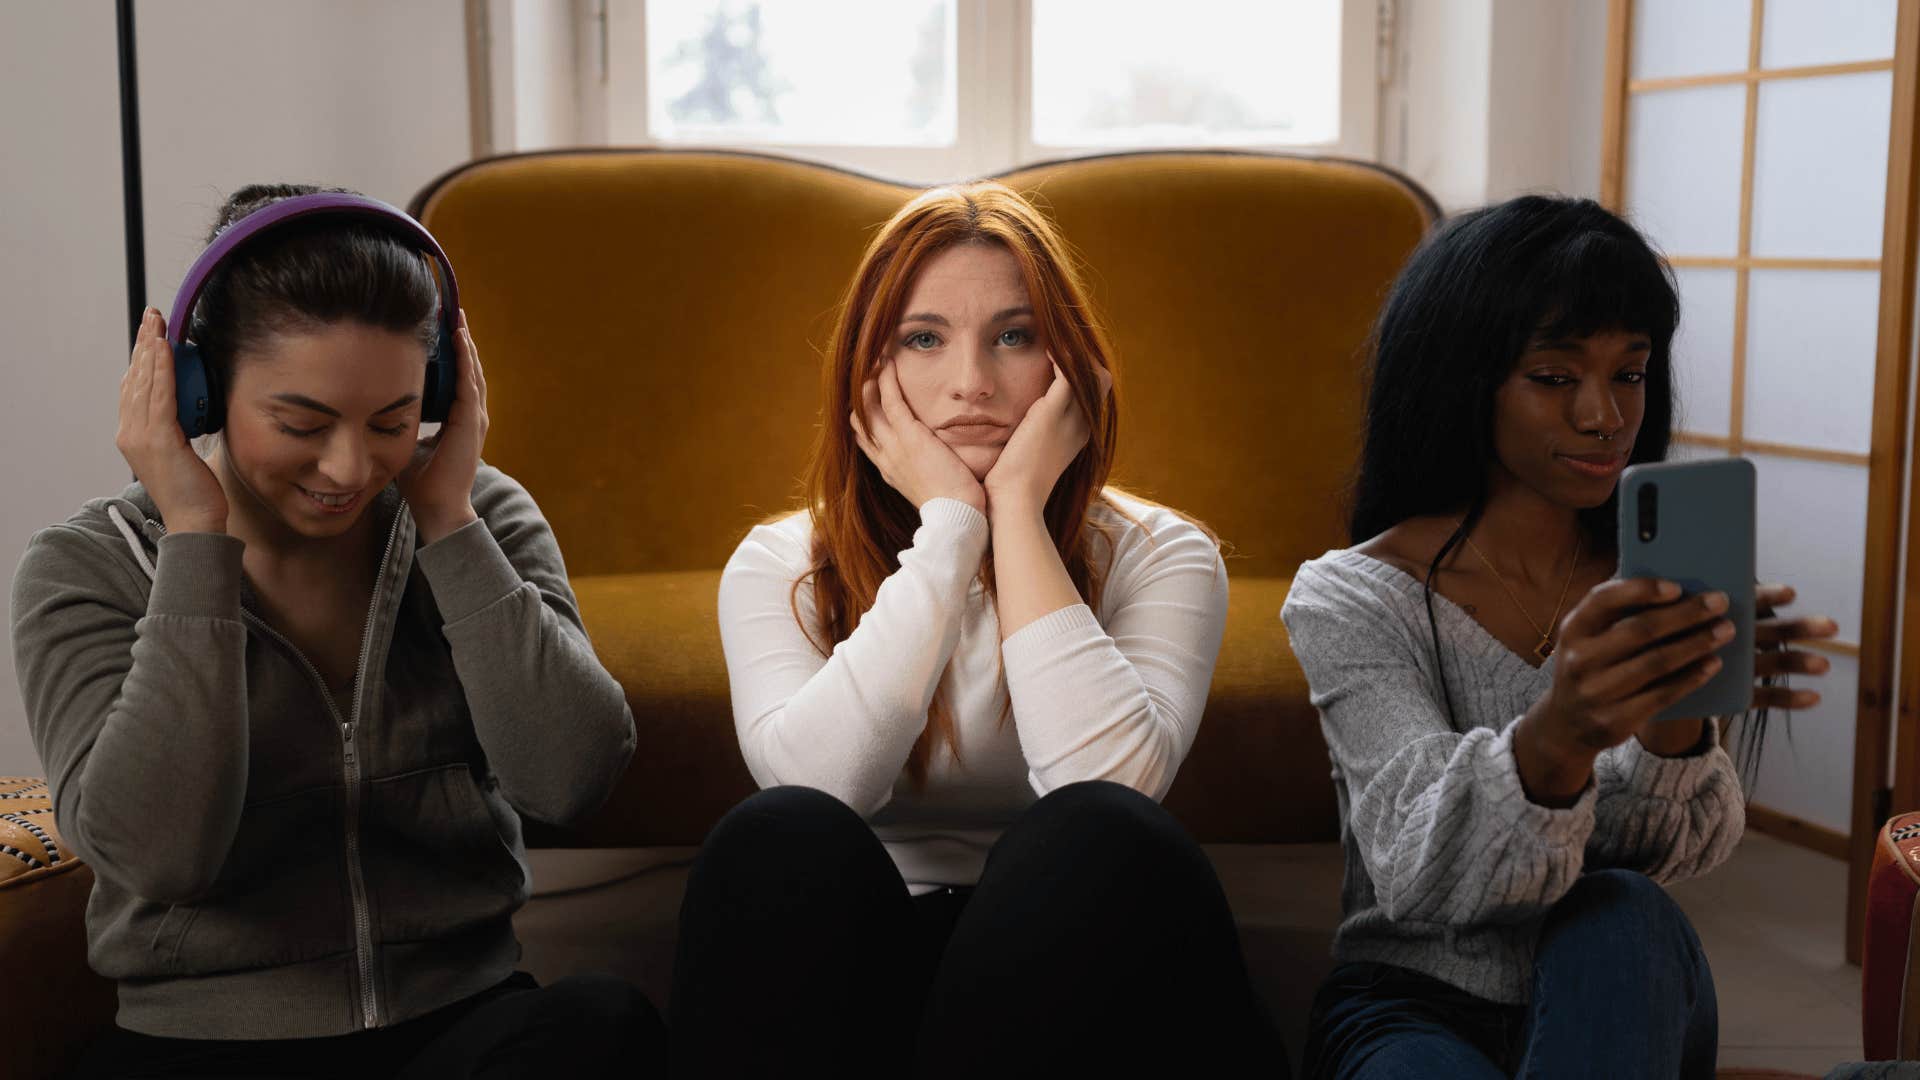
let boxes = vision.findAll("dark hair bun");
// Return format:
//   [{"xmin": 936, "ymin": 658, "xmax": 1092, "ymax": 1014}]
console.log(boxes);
[{"xmin": 207, "ymin": 183, "xmax": 356, "ymax": 243}]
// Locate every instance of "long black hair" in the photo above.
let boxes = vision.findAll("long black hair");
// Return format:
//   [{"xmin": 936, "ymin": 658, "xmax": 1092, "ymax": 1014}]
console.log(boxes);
[
  {"xmin": 1349, "ymin": 195, "xmax": 1773, "ymax": 786},
  {"xmin": 1350, "ymin": 197, "xmax": 1683, "ymax": 713},
  {"xmin": 1351, "ymin": 195, "xmax": 1679, "ymax": 551}
]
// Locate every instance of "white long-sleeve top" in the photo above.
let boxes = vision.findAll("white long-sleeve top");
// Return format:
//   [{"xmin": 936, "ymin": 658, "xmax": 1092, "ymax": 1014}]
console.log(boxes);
[{"xmin": 717, "ymin": 491, "xmax": 1229, "ymax": 892}]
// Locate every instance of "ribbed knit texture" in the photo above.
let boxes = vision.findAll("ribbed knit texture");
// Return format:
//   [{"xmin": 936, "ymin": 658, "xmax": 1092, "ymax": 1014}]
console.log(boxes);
[{"xmin": 1281, "ymin": 549, "xmax": 1744, "ymax": 1004}]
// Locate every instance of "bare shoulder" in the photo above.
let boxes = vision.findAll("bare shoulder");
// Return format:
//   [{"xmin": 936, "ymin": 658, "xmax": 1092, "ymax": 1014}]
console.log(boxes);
[{"xmin": 1351, "ymin": 516, "xmax": 1461, "ymax": 580}]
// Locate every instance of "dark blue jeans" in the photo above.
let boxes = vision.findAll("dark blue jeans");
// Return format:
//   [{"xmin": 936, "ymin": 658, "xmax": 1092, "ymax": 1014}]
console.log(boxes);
[{"xmin": 1303, "ymin": 869, "xmax": 1718, "ymax": 1079}]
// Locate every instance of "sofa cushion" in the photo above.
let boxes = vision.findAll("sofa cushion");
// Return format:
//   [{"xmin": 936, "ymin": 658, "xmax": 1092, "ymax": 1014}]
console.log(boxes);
[{"xmin": 545, "ymin": 571, "xmax": 1335, "ymax": 847}]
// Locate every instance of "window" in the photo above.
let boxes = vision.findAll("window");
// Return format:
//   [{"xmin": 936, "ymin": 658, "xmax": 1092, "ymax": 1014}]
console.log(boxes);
[{"xmin": 595, "ymin": 0, "xmax": 1379, "ymax": 183}]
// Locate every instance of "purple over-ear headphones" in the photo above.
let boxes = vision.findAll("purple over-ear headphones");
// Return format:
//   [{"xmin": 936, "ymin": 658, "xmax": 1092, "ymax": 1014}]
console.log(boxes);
[{"xmin": 166, "ymin": 192, "xmax": 461, "ymax": 437}]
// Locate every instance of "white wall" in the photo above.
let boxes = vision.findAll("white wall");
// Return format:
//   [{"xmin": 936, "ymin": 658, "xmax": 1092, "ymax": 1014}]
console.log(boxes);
[
  {"xmin": 1387, "ymin": 0, "xmax": 1608, "ymax": 208},
  {"xmin": 0, "ymin": 2, "xmax": 470, "ymax": 777},
  {"xmin": 510, "ymin": 0, "xmax": 580, "ymax": 150},
  {"xmin": 0, "ymin": 5, "xmax": 139, "ymax": 779}
]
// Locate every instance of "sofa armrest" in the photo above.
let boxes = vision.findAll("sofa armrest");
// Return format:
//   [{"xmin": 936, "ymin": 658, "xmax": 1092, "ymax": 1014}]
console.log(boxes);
[{"xmin": 0, "ymin": 777, "xmax": 117, "ymax": 1079}]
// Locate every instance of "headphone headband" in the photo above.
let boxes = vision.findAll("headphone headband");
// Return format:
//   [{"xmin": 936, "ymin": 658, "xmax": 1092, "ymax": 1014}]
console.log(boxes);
[
  {"xmin": 165, "ymin": 192, "xmax": 461, "ymax": 435},
  {"xmin": 167, "ymin": 192, "xmax": 460, "ymax": 345}
]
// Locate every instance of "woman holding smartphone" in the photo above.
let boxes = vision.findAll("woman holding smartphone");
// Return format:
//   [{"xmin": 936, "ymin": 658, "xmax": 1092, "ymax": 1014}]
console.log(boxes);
[
  {"xmin": 11, "ymin": 185, "xmax": 655, "ymax": 1077},
  {"xmin": 1280, "ymin": 195, "xmax": 1836, "ymax": 1078},
  {"xmin": 675, "ymin": 181, "xmax": 1278, "ymax": 1076}
]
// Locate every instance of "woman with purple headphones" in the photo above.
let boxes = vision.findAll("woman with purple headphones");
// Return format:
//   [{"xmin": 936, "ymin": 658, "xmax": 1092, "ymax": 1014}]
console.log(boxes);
[{"xmin": 10, "ymin": 184, "xmax": 658, "ymax": 1077}]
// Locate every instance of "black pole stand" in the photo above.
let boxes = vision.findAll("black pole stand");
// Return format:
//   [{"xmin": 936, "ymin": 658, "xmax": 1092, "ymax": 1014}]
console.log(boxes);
[{"xmin": 116, "ymin": 0, "xmax": 146, "ymax": 348}]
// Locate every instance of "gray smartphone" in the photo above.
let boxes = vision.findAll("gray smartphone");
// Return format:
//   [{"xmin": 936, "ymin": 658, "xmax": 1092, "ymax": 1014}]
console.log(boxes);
[{"xmin": 1615, "ymin": 457, "xmax": 1756, "ymax": 721}]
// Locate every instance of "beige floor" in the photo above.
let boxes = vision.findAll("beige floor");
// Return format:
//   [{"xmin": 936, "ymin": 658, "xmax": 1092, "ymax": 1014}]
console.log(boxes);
[{"xmin": 1669, "ymin": 830, "xmax": 1863, "ymax": 1075}]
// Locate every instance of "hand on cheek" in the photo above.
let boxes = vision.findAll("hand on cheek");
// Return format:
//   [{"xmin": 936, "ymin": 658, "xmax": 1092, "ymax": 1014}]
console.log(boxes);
[
  {"xmin": 983, "ymin": 356, "xmax": 1109, "ymax": 518},
  {"xmin": 850, "ymin": 360, "xmax": 987, "ymax": 514}
]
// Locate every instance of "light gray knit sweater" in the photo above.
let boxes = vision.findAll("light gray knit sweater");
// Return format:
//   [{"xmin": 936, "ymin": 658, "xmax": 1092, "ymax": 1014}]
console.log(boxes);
[{"xmin": 1280, "ymin": 549, "xmax": 1745, "ymax": 1005}]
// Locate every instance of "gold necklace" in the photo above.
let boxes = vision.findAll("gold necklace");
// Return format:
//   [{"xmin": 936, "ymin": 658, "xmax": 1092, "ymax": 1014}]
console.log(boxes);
[{"xmin": 1462, "ymin": 528, "xmax": 1583, "ymax": 661}]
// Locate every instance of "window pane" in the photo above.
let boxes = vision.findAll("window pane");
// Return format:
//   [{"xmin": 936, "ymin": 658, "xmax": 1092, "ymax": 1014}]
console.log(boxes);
[
  {"xmin": 1751, "ymin": 71, "xmax": 1892, "ymax": 259},
  {"xmin": 1031, "ymin": 0, "xmax": 1341, "ymax": 147},
  {"xmin": 1753, "ymin": 452, "xmax": 1868, "ymax": 643},
  {"xmin": 1625, "ymin": 83, "xmax": 1747, "ymax": 257},
  {"xmin": 1745, "ymin": 269, "xmax": 1880, "ymax": 455},
  {"xmin": 1761, "ymin": 0, "xmax": 1896, "ymax": 70},
  {"xmin": 1631, "ymin": 0, "xmax": 1750, "ymax": 82},
  {"xmin": 646, "ymin": 0, "xmax": 955, "ymax": 146},
  {"xmin": 1671, "ymin": 268, "xmax": 1736, "ymax": 438}
]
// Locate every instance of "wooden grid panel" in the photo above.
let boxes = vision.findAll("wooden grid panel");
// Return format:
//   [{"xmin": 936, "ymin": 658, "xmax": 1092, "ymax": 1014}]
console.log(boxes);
[{"xmin": 1615, "ymin": 0, "xmax": 1893, "ymax": 468}]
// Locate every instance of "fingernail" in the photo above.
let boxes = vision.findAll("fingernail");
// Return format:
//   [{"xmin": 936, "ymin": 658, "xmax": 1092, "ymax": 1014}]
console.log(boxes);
[
  {"xmin": 1658, "ymin": 581, "xmax": 1681, "ymax": 599},
  {"xmin": 1705, "ymin": 591, "xmax": 1729, "ymax": 613},
  {"xmin": 1815, "ymin": 656, "xmax": 1832, "ymax": 674},
  {"xmin": 1703, "ymin": 656, "xmax": 1723, "ymax": 674},
  {"xmin": 1713, "ymin": 620, "xmax": 1735, "ymax": 642}
]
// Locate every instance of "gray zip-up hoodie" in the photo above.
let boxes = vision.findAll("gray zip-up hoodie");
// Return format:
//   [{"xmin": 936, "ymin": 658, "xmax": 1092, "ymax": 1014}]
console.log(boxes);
[{"xmin": 10, "ymin": 464, "xmax": 636, "ymax": 1039}]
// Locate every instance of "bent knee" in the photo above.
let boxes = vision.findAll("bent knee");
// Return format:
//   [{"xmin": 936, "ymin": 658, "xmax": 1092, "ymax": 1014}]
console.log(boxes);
[
  {"xmin": 1024, "ymin": 780, "xmax": 1171, "ymax": 836},
  {"xmin": 704, "ymin": 785, "xmax": 863, "ymax": 844},
  {"xmin": 1548, "ymin": 869, "xmax": 1693, "ymax": 941},
  {"xmin": 692, "ymin": 785, "xmax": 877, "ymax": 882}
]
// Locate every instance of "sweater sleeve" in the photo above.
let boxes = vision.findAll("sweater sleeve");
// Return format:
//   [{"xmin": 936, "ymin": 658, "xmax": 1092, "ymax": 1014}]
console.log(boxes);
[
  {"xmin": 10, "ymin": 525, "xmax": 251, "ymax": 904},
  {"xmin": 1281, "ymin": 564, "xmax": 1595, "ymax": 928},
  {"xmin": 413, "ymin": 467, "xmax": 636, "ymax": 826},
  {"xmin": 1585, "ymin": 719, "xmax": 1745, "ymax": 882},
  {"xmin": 1000, "ymin": 509, "xmax": 1227, "ymax": 800},
  {"xmin": 719, "ymin": 498, "xmax": 989, "ymax": 817}
]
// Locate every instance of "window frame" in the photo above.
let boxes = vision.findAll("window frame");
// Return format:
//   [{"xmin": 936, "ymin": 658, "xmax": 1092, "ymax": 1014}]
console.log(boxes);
[{"xmin": 592, "ymin": 0, "xmax": 1380, "ymax": 184}]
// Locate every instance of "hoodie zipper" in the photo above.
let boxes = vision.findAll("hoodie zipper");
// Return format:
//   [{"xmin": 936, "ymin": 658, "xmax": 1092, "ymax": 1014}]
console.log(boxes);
[{"xmin": 236, "ymin": 511, "xmax": 403, "ymax": 1031}]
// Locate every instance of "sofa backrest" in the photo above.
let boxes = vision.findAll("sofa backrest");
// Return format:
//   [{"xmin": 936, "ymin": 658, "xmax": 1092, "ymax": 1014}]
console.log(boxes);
[{"xmin": 411, "ymin": 150, "xmax": 1437, "ymax": 581}]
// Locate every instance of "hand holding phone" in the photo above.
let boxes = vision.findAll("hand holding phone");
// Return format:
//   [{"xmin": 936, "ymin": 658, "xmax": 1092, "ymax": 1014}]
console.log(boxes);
[{"xmin": 1617, "ymin": 459, "xmax": 1757, "ymax": 720}]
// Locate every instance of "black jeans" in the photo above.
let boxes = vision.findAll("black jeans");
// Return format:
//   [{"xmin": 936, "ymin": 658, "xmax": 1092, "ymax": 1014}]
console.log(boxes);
[
  {"xmin": 74, "ymin": 972, "xmax": 662, "ymax": 1079},
  {"xmin": 668, "ymin": 781, "xmax": 1285, "ymax": 1078}
]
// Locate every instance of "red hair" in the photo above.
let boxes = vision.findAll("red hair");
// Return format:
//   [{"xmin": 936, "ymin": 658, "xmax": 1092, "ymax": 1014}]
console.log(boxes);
[{"xmin": 795, "ymin": 181, "xmax": 1124, "ymax": 787}]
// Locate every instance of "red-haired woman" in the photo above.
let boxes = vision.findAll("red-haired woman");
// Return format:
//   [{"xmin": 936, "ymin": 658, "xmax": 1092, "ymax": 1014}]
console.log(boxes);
[{"xmin": 670, "ymin": 182, "xmax": 1280, "ymax": 1076}]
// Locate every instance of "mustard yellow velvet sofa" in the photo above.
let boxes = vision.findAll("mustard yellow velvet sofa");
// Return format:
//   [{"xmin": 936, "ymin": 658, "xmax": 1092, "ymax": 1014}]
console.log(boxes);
[
  {"xmin": 409, "ymin": 148, "xmax": 1436, "ymax": 849},
  {"xmin": 0, "ymin": 150, "xmax": 1437, "ymax": 1077}
]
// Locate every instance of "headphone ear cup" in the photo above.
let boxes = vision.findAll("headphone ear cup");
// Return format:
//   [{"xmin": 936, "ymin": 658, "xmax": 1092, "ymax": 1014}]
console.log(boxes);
[
  {"xmin": 172, "ymin": 342, "xmax": 222, "ymax": 437},
  {"xmin": 422, "ymin": 325, "xmax": 456, "ymax": 423}
]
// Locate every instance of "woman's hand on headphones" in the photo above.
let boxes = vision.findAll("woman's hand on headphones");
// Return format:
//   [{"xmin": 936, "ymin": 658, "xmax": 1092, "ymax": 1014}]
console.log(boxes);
[
  {"xmin": 982, "ymin": 356, "xmax": 1110, "ymax": 519},
  {"xmin": 399, "ymin": 309, "xmax": 487, "ymax": 544},
  {"xmin": 117, "ymin": 308, "xmax": 227, "ymax": 534},
  {"xmin": 851, "ymin": 360, "xmax": 986, "ymax": 515}
]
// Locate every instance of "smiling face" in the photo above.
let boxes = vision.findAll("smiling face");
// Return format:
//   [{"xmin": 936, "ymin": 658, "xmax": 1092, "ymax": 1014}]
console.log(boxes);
[
  {"xmin": 888, "ymin": 242, "xmax": 1052, "ymax": 480},
  {"xmin": 215, "ymin": 321, "xmax": 426, "ymax": 540},
  {"xmin": 1490, "ymin": 326, "xmax": 1652, "ymax": 509}
]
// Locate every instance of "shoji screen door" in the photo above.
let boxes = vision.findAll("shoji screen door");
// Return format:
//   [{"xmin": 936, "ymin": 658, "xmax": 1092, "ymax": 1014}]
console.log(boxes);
[{"xmin": 1602, "ymin": 0, "xmax": 1920, "ymax": 962}]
